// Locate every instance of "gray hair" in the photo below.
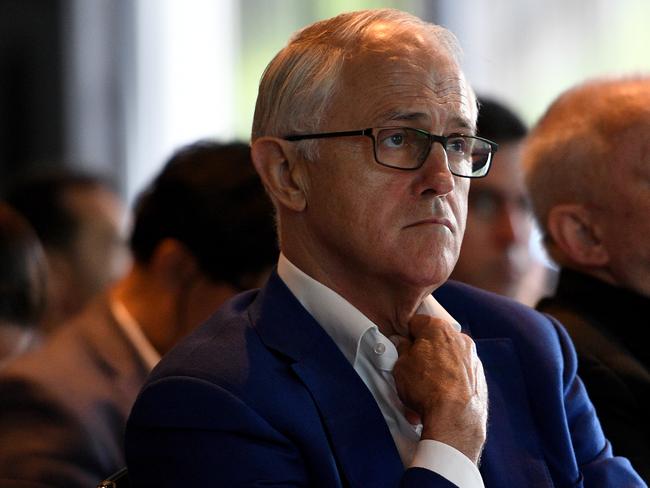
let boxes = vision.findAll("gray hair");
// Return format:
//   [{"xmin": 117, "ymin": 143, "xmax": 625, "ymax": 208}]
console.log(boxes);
[
  {"xmin": 523, "ymin": 76, "xmax": 650, "ymax": 237},
  {"xmin": 251, "ymin": 9, "xmax": 463, "ymax": 159}
]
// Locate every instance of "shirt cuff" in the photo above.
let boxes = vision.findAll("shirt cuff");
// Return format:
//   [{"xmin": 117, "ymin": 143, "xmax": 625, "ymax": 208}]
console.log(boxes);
[{"xmin": 410, "ymin": 440, "xmax": 484, "ymax": 488}]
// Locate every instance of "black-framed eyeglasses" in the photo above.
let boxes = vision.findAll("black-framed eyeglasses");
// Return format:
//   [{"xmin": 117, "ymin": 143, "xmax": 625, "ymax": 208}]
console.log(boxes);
[{"xmin": 284, "ymin": 127, "xmax": 498, "ymax": 178}]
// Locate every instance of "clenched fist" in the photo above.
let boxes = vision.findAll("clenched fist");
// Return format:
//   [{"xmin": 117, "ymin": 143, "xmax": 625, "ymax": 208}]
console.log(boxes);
[{"xmin": 392, "ymin": 314, "xmax": 488, "ymax": 464}]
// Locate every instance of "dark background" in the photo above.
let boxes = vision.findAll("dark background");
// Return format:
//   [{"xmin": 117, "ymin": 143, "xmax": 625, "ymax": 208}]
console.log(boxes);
[{"xmin": 0, "ymin": 0, "xmax": 65, "ymax": 192}]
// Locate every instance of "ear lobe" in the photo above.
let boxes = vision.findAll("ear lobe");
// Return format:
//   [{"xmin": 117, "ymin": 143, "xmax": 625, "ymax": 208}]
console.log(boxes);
[
  {"xmin": 251, "ymin": 137, "xmax": 307, "ymax": 211},
  {"xmin": 547, "ymin": 204, "xmax": 609, "ymax": 267}
]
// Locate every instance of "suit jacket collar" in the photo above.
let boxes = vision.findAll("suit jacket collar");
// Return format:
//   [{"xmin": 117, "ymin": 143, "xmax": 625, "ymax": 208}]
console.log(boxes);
[
  {"xmin": 250, "ymin": 271, "xmax": 405, "ymax": 488},
  {"xmin": 545, "ymin": 268, "xmax": 650, "ymax": 367},
  {"xmin": 435, "ymin": 281, "xmax": 555, "ymax": 487},
  {"xmin": 473, "ymin": 339, "xmax": 554, "ymax": 487},
  {"xmin": 251, "ymin": 276, "xmax": 556, "ymax": 487},
  {"xmin": 71, "ymin": 293, "xmax": 151, "ymax": 405}
]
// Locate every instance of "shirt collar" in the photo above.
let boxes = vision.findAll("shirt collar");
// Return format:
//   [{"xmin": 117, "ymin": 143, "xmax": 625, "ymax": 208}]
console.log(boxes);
[
  {"xmin": 109, "ymin": 295, "xmax": 161, "ymax": 371},
  {"xmin": 277, "ymin": 253, "xmax": 460, "ymax": 368}
]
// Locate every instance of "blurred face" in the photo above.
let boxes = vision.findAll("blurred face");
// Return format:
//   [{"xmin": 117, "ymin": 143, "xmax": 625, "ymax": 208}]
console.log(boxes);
[
  {"xmin": 298, "ymin": 33, "xmax": 474, "ymax": 294},
  {"xmin": 64, "ymin": 186, "xmax": 131, "ymax": 302},
  {"xmin": 451, "ymin": 142, "xmax": 533, "ymax": 296},
  {"xmin": 590, "ymin": 126, "xmax": 650, "ymax": 296}
]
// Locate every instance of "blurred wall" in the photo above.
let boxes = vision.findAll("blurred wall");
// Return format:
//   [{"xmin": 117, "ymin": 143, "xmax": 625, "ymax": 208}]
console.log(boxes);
[
  {"xmin": 3, "ymin": 0, "xmax": 650, "ymax": 202},
  {"xmin": 0, "ymin": 0, "xmax": 64, "ymax": 193}
]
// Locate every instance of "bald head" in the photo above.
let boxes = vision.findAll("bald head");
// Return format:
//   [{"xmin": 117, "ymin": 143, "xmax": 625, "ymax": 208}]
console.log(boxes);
[
  {"xmin": 523, "ymin": 77, "xmax": 650, "ymax": 234},
  {"xmin": 524, "ymin": 77, "xmax": 650, "ymax": 295}
]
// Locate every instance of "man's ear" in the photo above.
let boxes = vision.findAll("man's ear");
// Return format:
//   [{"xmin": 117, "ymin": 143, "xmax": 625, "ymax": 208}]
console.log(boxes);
[
  {"xmin": 251, "ymin": 137, "xmax": 308, "ymax": 211},
  {"xmin": 149, "ymin": 238, "xmax": 200, "ymax": 289},
  {"xmin": 547, "ymin": 204, "xmax": 609, "ymax": 267}
]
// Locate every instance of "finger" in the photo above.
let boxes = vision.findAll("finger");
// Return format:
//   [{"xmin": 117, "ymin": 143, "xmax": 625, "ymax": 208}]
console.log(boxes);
[
  {"xmin": 456, "ymin": 332, "xmax": 476, "ymax": 355},
  {"xmin": 476, "ymin": 357, "xmax": 488, "ymax": 399},
  {"xmin": 469, "ymin": 349, "xmax": 486, "ymax": 395},
  {"xmin": 407, "ymin": 314, "xmax": 433, "ymax": 339},
  {"xmin": 463, "ymin": 336, "xmax": 480, "ymax": 378},
  {"xmin": 408, "ymin": 314, "xmax": 455, "ymax": 339},
  {"xmin": 390, "ymin": 334, "xmax": 411, "ymax": 356},
  {"xmin": 404, "ymin": 406, "xmax": 422, "ymax": 426}
]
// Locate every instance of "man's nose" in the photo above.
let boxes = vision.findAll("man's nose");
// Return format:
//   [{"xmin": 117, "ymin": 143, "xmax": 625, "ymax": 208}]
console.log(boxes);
[
  {"xmin": 419, "ymin": 143, "xmax": 455, "ymax": 196},
  {"xmin": 496, "ymin": 206, "xmax": 529, "ymax": 246}
]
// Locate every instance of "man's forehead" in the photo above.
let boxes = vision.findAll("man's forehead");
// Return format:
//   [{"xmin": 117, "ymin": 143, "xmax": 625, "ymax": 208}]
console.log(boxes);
[{"xmin": 336, "ymin": 47, "xmax": 476, "ymax": 129}]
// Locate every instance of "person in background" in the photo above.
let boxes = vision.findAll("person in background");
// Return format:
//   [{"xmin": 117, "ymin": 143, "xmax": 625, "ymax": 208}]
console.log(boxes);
[
  {"xmin": 0, "ymin": 203, "xmax": 47, "ymax": 367},
  {"xmin": 450, "ymin": 97, "xmax": 553, "ymax": 305},
  {"xmin": 0, "ymin": 141, "xmax": 278, "ymax": 488},
  {"xmin": 125, "ymin": 10, "xmax": 642, "ymax": 487},
  {"xmin": 523, "ymin": 77, "xmax": 650, "ymax": 483},
  {"xmin": 5, "ymin": 171, "xmax": 131, "ymax": 333}
]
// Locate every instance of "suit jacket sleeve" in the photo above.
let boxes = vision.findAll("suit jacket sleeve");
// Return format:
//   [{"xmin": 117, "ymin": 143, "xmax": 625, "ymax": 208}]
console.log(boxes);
[
  {"xmin": 548, "ymin": 315, "xmax": 645, "ymax": 486},
  {"xmin": 126, "ymin": 376, "xmax": 457, "ymax": 488}
]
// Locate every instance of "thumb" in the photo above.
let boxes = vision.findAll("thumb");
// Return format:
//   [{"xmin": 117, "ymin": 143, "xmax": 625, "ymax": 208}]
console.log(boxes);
[
  {"xmin": 389, "ymin": 334, "xmax": 411, "ymax": 356},
  {"xmin": 404, "ymin": 406, "xmax": 422, "ymax": 426}
]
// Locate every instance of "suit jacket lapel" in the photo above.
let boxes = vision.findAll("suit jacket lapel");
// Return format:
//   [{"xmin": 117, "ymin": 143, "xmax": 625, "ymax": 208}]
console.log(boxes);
[
  {"xmin": 475, "ymin": 338, "xmax": 554, "ymax": 487},
  {"xmin": 251, "ymin": 272, "xmax": 404, "ymax": 488},
  {"xmin": 442, "ymin": 292, "xmax": 553, "ymax": 487},
  {"xmin": 253, "ymin": 275, "xmax": 554, "ymax": 486},
  {"xmin": 80, "ymin": 294, "xmax": 151, "ymax": 408}
]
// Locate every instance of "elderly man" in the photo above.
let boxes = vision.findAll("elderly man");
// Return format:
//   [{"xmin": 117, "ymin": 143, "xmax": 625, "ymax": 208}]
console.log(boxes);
[
  {"xmin": 125, "ymin": 10, "xmax": 643, "ymax": 487},
  {"xmin": 523, "ymin": 78, "xmax": 650, "ymax": 483}
]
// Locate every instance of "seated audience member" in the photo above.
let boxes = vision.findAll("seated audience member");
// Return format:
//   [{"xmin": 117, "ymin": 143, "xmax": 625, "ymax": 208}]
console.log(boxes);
[
  {"xmin": 125, "ymin": 10, "xmax": 643, "ymax": 487},
  {"xmin": 523, "ymin": 77, "xmax": 650, "ymax": 482},
  {"xmin": 0, "ymin": 141, "xmax": 278, "ymax": 488},
  {"xmin": 5, "ymin": 171, "xmax": 131, "ymax": 333},
  {"xmin": 450, "ymin": 98, "xmax": 540, "ymax": 303},
  {"xmin": 0, "ymin": 203, "xmax": 47, "ymax": 367}
]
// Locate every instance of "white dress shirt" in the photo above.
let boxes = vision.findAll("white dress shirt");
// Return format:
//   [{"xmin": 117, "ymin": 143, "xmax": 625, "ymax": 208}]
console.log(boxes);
[
  {"xmin": 110, "ymin": 296, "xmax": 161, "ymax": 371},
  {"xmin": 278, "ymin": 254, "xmax": 484, "ymax": 488}
]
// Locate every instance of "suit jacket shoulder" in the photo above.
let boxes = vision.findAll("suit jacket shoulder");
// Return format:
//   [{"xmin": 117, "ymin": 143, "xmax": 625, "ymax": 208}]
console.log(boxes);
[
  {"xmin": 537, "ymin": 275, "xmax": 650, "ymax": 483},
  {"xmin": 128, "ymin": 275, "xmax": 458, "ymax": 488},
  {"xmin": 435, "ymin": 280, "xmax": 645, "ymax": 486},
  {"xmin": 126, "ymin": 275, "xmax": 645, "ymax": 487}
]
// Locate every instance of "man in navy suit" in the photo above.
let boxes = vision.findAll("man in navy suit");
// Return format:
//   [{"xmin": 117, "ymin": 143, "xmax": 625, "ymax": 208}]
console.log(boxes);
[{"xmin": 125, "ymin": 9, "xmax": 644, "ymax": 487}]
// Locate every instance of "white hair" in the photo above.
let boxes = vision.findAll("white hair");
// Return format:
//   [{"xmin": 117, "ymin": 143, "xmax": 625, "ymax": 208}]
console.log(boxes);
[{"xmin": 251, "ymin": 9, "xmax": 463, "ymax": 159}]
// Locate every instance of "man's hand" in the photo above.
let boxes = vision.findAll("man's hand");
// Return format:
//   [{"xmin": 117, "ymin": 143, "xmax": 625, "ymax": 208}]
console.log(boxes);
[{"xmin": 392, "ymin": 314, "xmax": 488, "ymax": 464}]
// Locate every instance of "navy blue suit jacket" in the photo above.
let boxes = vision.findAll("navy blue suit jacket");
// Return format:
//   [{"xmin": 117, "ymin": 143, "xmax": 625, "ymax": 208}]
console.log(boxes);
[{"xmin": 125, "ymin": 274, "xmax": 644, "ymax": 487}]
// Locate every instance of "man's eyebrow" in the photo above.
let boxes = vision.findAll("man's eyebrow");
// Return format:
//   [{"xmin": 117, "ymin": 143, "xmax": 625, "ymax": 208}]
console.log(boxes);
[
  {"xmin": 448, "ymin": 116, "xmax": 475, "ymax": 134},
  {"xmin": 379, "ymin": 111, "xmax": 475, "ymax": 133},
  {"xmin": 382, "ymin": 111, "xmax": 428, "ymax": 122}
]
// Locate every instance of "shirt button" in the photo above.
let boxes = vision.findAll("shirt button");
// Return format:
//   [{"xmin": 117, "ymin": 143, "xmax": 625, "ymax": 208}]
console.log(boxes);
[{"xmin": 373, "ymin": 342, "xmax": 386, "ymax": 355}]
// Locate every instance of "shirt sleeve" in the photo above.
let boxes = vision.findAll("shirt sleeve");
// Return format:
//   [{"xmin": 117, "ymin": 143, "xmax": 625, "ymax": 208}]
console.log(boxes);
[{"xmin": 411, "ymin": 440, "xmax": 484, "ymax": 488}]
